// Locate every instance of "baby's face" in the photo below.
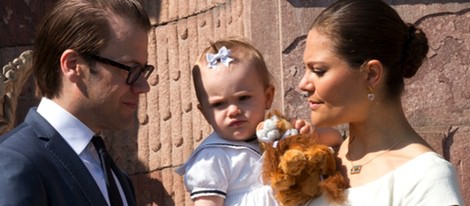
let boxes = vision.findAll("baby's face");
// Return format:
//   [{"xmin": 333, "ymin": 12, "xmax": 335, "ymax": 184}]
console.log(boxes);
[{"xmin": 197, "ymin": 62, "xmax": 273, "ymax": 141}]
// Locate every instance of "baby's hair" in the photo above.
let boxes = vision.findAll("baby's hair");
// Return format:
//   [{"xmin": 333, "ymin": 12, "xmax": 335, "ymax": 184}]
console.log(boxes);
[
  {"xmin": 197, "ymin": 37, "xmax": 272, "ymax": 88},
  {"xmin": 208, "ymin": 41, "xmax": 219, "ymax": 55},
  {"xmin": 192, "ymin": 37, "xmax": 273, "ymax": 102}
]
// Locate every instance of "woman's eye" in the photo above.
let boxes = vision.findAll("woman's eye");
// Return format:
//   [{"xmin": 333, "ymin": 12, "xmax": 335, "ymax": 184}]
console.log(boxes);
[{"xmin": 311, "ymin": 67, "xmax": 326, "ymax": 76}]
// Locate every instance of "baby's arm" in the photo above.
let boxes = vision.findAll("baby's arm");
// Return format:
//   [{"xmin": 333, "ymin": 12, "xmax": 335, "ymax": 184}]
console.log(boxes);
[
  {"xmin": 179, "ymin": 147, "xmax": 231, "ymax": 206},
  {"xmin": 293, "ymin": 119, "xmax": 343, "ymax": 147},
  {"xmin": 194, "ymin": 196, "xmax": 224, "ymax": 206}
]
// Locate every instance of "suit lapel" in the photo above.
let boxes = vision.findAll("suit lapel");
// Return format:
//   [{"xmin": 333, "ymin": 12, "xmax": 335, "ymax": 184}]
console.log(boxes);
[{"xmin": 25, "ymin": 109, "xmax": 108, "ymax": 205}]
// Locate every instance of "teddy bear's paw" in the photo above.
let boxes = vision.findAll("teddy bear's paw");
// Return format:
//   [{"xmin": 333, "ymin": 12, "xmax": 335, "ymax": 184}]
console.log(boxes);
[
  {"xmin": 304, "ymin": 146, "xmax": 330, "ymax": 162},
  {"xmin": 279, "ymin": 149, "xmax": 306, "ymax": 175},
  {"xmin": 321, "ymin": 172, "xmax": 348, "ymax": 204},
  {"xmin": 276, "ymin": 189, "xmax": 313, "ymax": 206},
  {"xmin": 299, "ymin": 175, "xmax": 323, "ymax": 197},
  {"xmin": 271, "ymin": 173, "xmax": 295, "ymax": 190}
]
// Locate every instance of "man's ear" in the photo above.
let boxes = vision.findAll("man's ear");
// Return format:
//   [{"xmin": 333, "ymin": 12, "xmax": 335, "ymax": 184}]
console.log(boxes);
[
  {"xmin": 60, "ymin": 49, "xmax": 83, "ymax": 82},
  {"xmin": 364, "ymin": 60, "xmax": 383, "ymax": 89},
  {"xmin": 264, "ymin": 85, "xmax": 275, "ymax": 110}
]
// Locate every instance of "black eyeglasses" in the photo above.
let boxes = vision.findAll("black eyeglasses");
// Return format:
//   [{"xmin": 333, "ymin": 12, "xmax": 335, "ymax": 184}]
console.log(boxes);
[{"xmin": 89, "ymin": 54, "xmax": 154, "ymax": 85}]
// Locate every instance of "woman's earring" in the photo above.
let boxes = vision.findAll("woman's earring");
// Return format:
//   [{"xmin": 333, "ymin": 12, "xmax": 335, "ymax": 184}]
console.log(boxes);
[{"xmin": 367, "ymin": 86, "xmax": 375, "ymax": 101}]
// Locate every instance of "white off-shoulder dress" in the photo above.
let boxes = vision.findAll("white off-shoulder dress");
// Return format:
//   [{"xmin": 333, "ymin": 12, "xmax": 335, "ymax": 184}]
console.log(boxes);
[
  {"xmin": 176, "ymin": 132, "xmax": 278, "ymax": 206},
  {"xmin": 306, "ymin": 152, "xmax": 463, "ymax": 206}
]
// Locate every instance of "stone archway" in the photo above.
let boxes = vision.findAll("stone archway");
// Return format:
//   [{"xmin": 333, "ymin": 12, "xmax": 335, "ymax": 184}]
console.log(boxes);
[{"xmin": 0, "ymin": 50, "xmax": 34, "ymax": 134}]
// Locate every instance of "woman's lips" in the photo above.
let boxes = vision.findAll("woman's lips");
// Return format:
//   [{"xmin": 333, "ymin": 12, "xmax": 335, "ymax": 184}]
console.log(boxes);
[{"xmin": 308, "ymin": 100, "xmax": 322, "ymax": 110}]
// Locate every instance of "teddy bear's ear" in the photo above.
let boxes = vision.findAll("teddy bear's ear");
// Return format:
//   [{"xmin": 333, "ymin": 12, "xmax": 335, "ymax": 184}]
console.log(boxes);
[
  {"xmin": 276, "ymin": 115, "xmax": 294, "ymax": 131},
  {"xmin": 266, "ymin": 110, "xmax": 274, "ymax": 119},
  {"xmin": 256, "ymin": 122, "xmax": 265, "ymax": 131},
  {"xmin": 273, "ymin": 109, "xmax": 282, "ymax": 118}
]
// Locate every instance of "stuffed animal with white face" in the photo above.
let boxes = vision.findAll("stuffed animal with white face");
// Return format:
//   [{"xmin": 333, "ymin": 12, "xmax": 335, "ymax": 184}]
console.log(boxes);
[
  {"xmin": 256, "ymin": 110, "xmax": 347, "ymax": 206},
  {"xmin": 256, "ymin": 114, "xmax": 299, "ymax": 146}
]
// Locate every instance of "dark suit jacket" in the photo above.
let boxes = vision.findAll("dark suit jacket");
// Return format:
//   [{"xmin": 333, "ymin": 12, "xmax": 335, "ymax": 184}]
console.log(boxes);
[{"xmin": 0, "ymin": 108, "xmax": 136, "ymax": 206}]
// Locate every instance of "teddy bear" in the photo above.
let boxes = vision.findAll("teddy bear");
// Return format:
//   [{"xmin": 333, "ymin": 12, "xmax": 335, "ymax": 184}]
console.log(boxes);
[{"xmin": 256, "ymin": 110, "xmax": 347, "ymax": 206}]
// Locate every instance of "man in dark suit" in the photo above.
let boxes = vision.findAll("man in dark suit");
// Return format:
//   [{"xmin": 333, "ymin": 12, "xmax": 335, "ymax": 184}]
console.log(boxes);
[{"xmin": 0, "ymin": 0, "xmax": 154, "ymax": 205}]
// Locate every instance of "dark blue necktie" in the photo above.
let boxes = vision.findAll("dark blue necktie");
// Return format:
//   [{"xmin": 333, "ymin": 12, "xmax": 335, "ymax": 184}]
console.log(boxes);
[{"xmin": 92, "ymin": 135, "xmax": 124, "ymax": 206}]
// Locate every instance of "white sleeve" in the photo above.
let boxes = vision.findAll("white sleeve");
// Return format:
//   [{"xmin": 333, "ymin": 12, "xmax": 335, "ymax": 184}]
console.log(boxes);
[
  {"xmin": 182, "ymin": 147, "xmax": 231, "ymax": 200},
  {"xmin": 403, "ymin": 155, "xmax": 464, "ymax": 206}
]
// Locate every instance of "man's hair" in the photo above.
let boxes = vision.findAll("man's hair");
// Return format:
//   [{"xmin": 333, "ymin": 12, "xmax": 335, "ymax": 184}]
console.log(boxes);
[{"xmin": 33, "ymin": 0, "xmax": 151, "ymax": 98}]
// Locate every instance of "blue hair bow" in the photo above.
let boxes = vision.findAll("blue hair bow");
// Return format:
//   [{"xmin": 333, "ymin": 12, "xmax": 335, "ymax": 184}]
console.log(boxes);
[{"xmin": 206, "ymin": 46, "xmax": 234, "ymax": 69}]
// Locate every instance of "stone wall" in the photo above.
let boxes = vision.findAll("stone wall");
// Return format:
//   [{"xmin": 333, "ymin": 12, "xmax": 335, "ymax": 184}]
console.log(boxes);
[{"xmin": 1, "ymin": 0, "xmax": 469, "ymax": 205}]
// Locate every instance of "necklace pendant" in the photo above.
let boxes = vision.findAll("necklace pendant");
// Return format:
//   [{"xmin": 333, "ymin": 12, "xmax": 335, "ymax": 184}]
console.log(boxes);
[{"xmin": 350, "ymin": 165, "xmax": 362, "ymax": 174}]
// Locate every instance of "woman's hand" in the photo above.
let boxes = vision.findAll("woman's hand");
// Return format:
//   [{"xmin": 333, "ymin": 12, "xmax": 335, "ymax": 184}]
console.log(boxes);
[{"xmin": 293, "ymin": 119, "xmax": 313, "ymax": 135}]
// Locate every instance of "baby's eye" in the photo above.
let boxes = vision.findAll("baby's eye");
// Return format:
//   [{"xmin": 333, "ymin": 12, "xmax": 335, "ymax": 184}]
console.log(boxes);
[
  {"xmin": 239, "ymin": 95, "xmax": 251, "ymax": 101},
  {"xmin": 211, "ymin": 102, "xmax": 224, "ymax": 108}
]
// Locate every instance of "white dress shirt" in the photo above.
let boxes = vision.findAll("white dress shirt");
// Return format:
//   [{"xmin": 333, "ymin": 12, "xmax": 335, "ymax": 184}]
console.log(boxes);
[{"xmin": 37, "ymin": 97, "xmax": 128, "ymax": 206}]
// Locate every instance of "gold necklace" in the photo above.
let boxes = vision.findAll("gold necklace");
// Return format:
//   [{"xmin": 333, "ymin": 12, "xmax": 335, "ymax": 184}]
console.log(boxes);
[{"xmin": 346, "ymin": 136, "xmax": 404, "ymax": 175}]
